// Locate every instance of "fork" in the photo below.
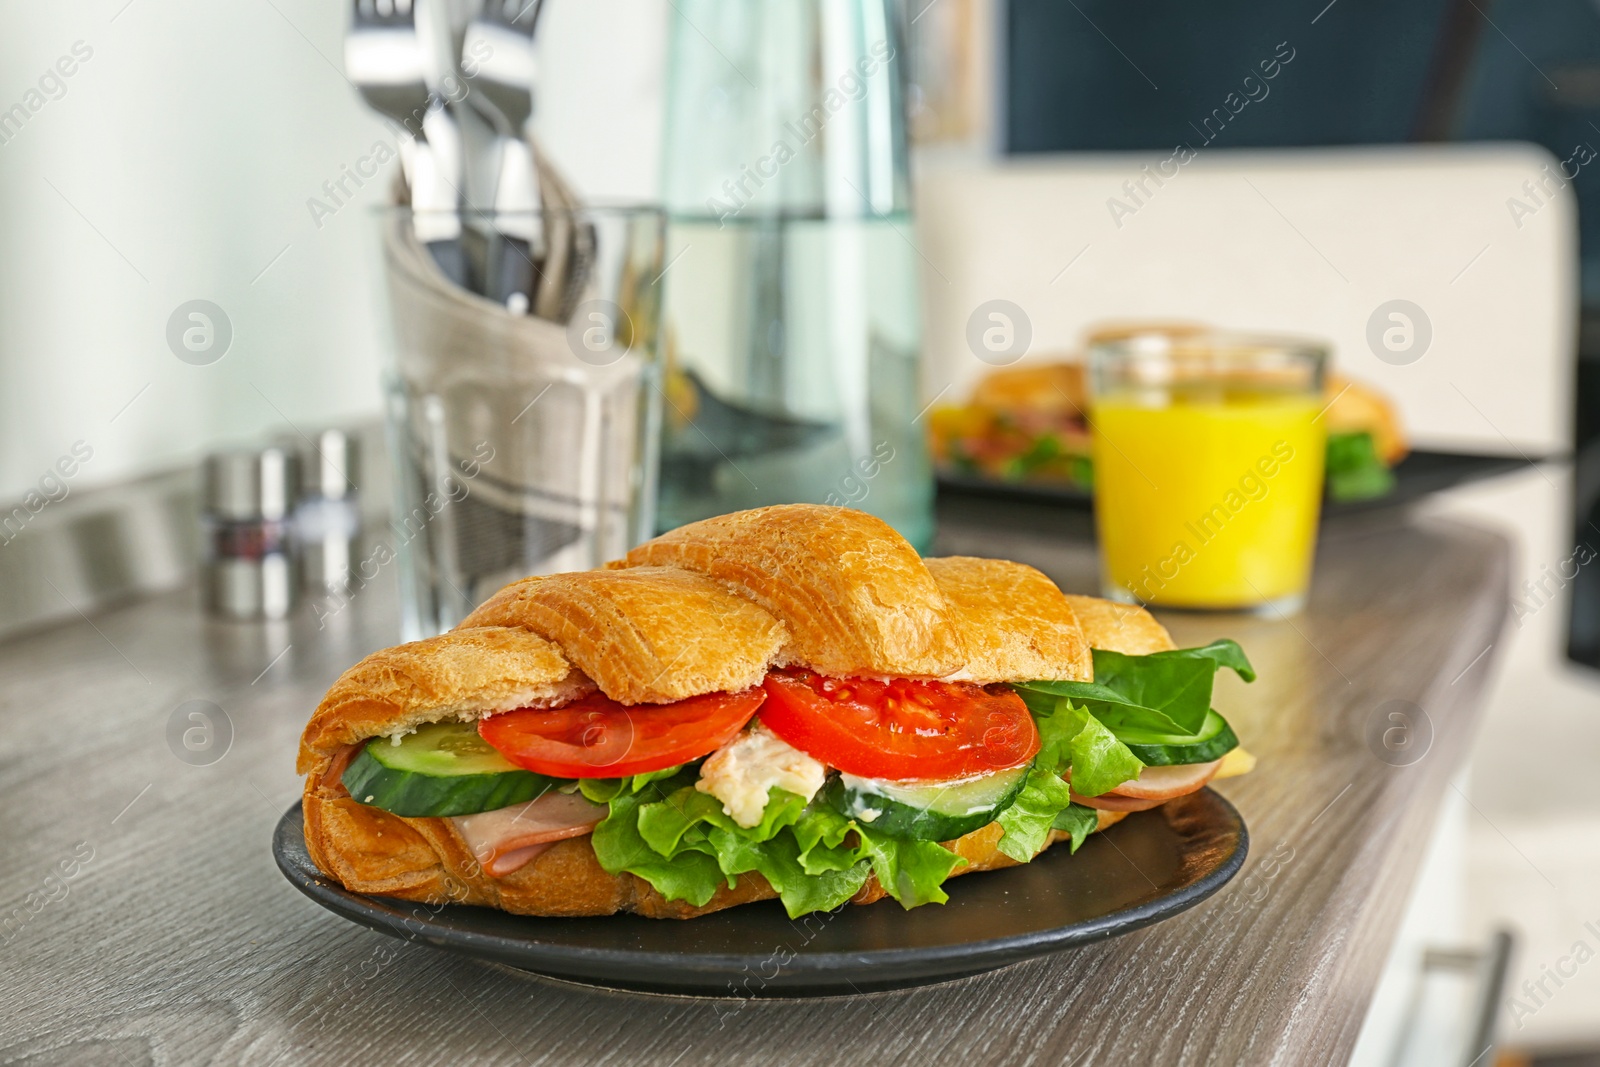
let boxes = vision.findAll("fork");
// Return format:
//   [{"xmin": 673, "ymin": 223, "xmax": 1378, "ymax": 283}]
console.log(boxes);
[
  {"xmin": 345, "ymin": 0, "xmax": 467, "ymax": 286},
  {"xmin": 462, "ymin": 0, "xmax": 547, "ymax": 310}
]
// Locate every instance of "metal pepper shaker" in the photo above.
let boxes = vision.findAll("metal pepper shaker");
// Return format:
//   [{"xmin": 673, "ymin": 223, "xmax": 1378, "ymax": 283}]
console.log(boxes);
[
  {"xmin": 200, "ymin": 447, "xmax": 302, "ymax": 619},
  {"xmin": 283, "ymin": 429, "xmax": 362, "ymax": 596}
]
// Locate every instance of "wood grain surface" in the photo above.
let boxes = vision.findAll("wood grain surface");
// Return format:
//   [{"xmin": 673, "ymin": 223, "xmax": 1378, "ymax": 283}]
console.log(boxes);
[{"xmin": 0, "ymin": 501, "xmax": 1509, "ymax": 1066}]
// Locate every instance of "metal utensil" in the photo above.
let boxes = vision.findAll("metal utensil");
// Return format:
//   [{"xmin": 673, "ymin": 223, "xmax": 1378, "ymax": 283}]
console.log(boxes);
[
  {"xmin": 462, "ymin": 0, "xmax": 547, "ymax": 310},
  {"xmin": 463, "ymin": 0, "xmax": 545, "ymax": 130},
  {"xmin": 413, "ymin": 0, "xmax": 490, "ymax": 289},
  {"xmin": 345, "ymin": 0, "xmax": 467, "ymax": 286}
]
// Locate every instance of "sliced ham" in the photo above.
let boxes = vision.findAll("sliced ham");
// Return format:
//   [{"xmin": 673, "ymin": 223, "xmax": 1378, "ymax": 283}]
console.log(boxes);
[
  {"xmin": 1064, "ymin": 759, "xmax": 1222, "ymax": 809},
  {"xmin": 450, "ymin": 790, "xmax": 607, "ymax": 878},
  {"xmin": 323, "ymin": 743, "xmax": 363, "ymax": 794},
  {"xmin": 1103, "ymin": 759, "xmax": 1222, "ymax": 800},
  {"xmin": 1070, "ymin": 791, "xmax": 1167, "ymax": 813},
  {"xmin": 482, "ymin": 841, "xmax": 557, "ymax": 875}
]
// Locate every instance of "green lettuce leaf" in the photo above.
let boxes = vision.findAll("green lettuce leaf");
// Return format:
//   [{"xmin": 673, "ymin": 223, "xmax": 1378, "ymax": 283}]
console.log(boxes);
[
  {"xmin": 993, "ymin": 696, "xmax": 1140, "ymax": 858},
  {"xmin": 629, "ymin": 764, "xmax": 693, "ymax": 791},
  {"xmin": 859, "ymin": 829, "xmax": 967, "ymax": 908},
  {"xmin": 994, "ymin": 763, "xmax": 1075, "ymax": 862},
  {"xmin": 577, "ymin": 763, "xmax": 691, "ymax": 804},
  {"xmin": 587, "ymin": 775, "xmax": 727, "ymax": 907},
  {"xmin": 1064, "ymin": 709, "xmax": 1144, "ymax": 797},
  {"xmin": 590, "ymin": 776, "xmax": 925, "ymax": 918},
  {"xmin": 717, "ymin": 825, "xmax": 871, "ymax": 916},
  {"xmin": 1326, "ymin": 431, "xmax": 1395, "ymax": 502},
  {"xmin": 636, "ymin": 786, "xmax": 806, "ymax": 856},
  {"xmin": 1030, "ymin": 693, "xmax": 1084, "ymax": 770},
  {"xmin": 634, "ymin": 781, "xmax": 965, "ymax": 916},
  {"xmin": 791, "ymin": 805, "xmax": 866, "ymax": 874},
  {"xmin": 788, "ymin": 803, "xmax": 965, "ymax": 909},
  {"xmin": 628, "ymin": 786, "xmax": 872, "ymax": 917},
  {"xmin": 577, "ymin": 779, "xmax": 624, "ymax": 804},
  {"xmin": 1051, "ymin": 803, "xmax": 1100, "ymax": 853},
  {"xmin": 1027, "ymin": 695, "xmax": 1144, "ymax": 798}
]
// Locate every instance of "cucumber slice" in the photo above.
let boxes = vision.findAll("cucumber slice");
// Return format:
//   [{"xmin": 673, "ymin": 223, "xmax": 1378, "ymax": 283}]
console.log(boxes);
[
  {"xmin": 367, "ymin": 722, "xmax": 524, "ymax": 776},
  {"xmin": 342, "ymin": 723, "xmax": 556, "ymax": 817},
  {"xmin": 824, "ymin": 765, "xmax": 1030, "ymax": 841},
  {"xmin": 1119, "ymin": 709, "xmax": 1239, "ymax": 766}
]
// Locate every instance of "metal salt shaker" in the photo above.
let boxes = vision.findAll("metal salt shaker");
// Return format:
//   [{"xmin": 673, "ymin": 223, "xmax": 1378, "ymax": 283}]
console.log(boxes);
[
  {"xmin": 200, "ymin": 447, "xmax": 301, "ymax": 619},
  {"xmin": 287, "ymin": 429, "xmax": 362, "ymax": 596}
]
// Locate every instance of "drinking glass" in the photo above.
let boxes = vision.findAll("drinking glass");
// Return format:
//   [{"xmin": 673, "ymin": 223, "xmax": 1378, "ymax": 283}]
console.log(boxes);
[
  {"xmin": 1088, "ymin": 329, "xmax": 1328, "ymax": 613},
  {"xmin": 380, "ymin": 205, "xmax": 665, "ymax": 639}
]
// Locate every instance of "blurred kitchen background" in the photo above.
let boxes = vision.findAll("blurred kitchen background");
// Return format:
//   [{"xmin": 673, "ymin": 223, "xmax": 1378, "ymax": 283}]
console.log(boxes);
[{"xmin": 3, "ymin": 0, "xmax": 1600, "ymax": 1061}]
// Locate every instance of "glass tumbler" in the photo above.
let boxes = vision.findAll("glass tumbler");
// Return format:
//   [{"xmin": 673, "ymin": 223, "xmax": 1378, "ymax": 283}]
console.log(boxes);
[
  {"xmin": 380, "ymin": 206, "xmax": 665, "ymax": 639},
  {"xmin": 1088, "ymin": 329, "xmax": 1328, "ymax": 613}
]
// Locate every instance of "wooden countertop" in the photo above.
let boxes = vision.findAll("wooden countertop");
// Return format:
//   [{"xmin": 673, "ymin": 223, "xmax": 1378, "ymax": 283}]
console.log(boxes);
[{"xmin": 0, "ymin": 500, "xmax": 1509, "ymax": 1065}]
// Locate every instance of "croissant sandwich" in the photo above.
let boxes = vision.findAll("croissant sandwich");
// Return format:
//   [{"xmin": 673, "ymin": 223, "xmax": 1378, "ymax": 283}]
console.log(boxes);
[{"xmin": 297, "ymin": 504, "xmax": 1255, "ymax": 919}]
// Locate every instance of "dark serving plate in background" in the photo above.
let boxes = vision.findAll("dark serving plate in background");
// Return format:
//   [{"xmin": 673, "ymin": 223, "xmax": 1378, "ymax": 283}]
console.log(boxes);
[
  {"xmin": 937, "ymin": 449, "xmax": 1538, "ymax": 518},
  {"xmin": 273, "ymin": 790, "xmax": 1247, "ymax": 997}
]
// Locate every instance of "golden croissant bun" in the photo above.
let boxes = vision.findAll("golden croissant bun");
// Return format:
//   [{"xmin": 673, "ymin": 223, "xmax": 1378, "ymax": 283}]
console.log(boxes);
[{"xmin": 297, "ymin": 504, "xmax": 1181, "ymax": 919}]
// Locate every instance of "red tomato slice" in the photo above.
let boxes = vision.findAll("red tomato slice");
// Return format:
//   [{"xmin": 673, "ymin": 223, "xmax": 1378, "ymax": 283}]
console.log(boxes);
[
  {"xmin": 478, "ymin": 688, "xmax": 765, "ymax": 778},
  {"xmin": 759, "ymin": 669, "xmax": 1040, "ymax": 780}
]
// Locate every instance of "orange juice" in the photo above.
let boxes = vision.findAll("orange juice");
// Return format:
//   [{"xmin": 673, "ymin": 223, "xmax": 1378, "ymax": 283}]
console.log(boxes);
[{"xmin": 1092, "ymin": 390, "xmax": 1326, "ymax": 609}]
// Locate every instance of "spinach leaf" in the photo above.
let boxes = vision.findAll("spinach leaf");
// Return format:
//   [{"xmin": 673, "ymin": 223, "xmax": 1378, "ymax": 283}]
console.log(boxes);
[
  {"xmin": 1087, "ymin": 650, "xmax": 1216, "ymax": 735},
  {"xmin": 1015, "ymin": 677, "xmax": 1192, "ymax": 736},
  {"xmin": 1015, "ymin": 639, "xmax": 1255, "ymax": 739},
  {"xmin": 1144, "ymin": 639, "xmax": 1257, "ymax": 683}
]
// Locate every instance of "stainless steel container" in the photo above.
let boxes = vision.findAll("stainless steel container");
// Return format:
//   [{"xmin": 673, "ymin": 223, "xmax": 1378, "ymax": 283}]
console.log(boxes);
[
  {"xmin": 285, "ymin": 429, "xmax": 362, "ymax": 596},
  {"xmin": 200, "ymin": 447, "xmax": 301, "ymax": 619}
]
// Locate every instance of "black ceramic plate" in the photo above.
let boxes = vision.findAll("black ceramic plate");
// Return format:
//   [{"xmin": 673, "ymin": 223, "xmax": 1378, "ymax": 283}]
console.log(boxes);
[
  {"xmin": 272, "ymin": 789, "xmax": 1247, "ymax": 997},
  {"xmin": 937, "ymin": 449, "xmax": 1537, "ymax": 518}
]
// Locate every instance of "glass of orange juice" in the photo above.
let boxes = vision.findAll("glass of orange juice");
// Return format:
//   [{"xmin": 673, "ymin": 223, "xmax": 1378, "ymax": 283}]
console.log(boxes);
[{"xmin": 1088, "ymin": 328, "xmax": 1328, "ymax": 613}]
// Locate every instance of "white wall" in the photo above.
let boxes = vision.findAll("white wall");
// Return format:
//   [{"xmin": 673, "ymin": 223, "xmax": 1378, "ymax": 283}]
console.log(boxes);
[
  {"xmin": 916, "ymin": 147, "xmax": 1577, "ymax": 457},
  {"xmin": 536, "ymin": 0, "xmax": 666, "ymax": 202},
  {"xmin": 0, "ymin": 0, "xmax": 665, "ymax": 502}
]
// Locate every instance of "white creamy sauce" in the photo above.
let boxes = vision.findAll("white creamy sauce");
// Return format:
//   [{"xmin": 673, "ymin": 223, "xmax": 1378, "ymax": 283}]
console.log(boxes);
[{"xmin": 696, "ymin": 724, "xmax": 827, "ymax": 828}]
